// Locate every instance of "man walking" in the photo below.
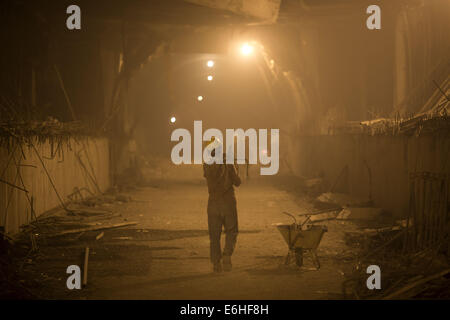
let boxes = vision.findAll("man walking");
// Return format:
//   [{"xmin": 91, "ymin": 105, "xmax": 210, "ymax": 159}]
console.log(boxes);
[{"xmin": 203, "ymin": 139, "xmax": 241, "ymax": 272}]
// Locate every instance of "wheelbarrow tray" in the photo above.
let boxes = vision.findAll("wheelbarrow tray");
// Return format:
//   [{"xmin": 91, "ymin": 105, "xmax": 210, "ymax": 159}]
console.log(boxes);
[{"xmin": 275, "ymin": 224, "xmax": 326, "ymax": 249}]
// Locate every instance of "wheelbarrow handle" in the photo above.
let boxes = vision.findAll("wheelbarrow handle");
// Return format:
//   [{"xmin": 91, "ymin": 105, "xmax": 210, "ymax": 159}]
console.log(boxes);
[
  {"xmin": 300, "ymin": 216, "xmax": 311, "ymax": 228},
  {"xmin": 282, "ymin": 212, "xmax": 297, "ymax": 225}
]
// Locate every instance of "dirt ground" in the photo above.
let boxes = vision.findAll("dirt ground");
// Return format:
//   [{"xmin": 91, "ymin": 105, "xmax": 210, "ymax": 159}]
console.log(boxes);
[{"xmin": 10, "ymin": 177, "xmax": 363, "ymax": 300}]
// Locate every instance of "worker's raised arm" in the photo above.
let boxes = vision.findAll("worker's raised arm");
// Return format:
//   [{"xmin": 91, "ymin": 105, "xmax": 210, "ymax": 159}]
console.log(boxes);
[
  {"xmin": 203, "ymin": 163, "xmax": 207, "ymax": 178},
  {"xmin": 227, "ymin": 164, "xmax": 241, "ymax": 187}
]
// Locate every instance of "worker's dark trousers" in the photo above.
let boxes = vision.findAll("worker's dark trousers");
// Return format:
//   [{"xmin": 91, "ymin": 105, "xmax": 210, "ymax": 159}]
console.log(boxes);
[{"xmin": 207, "ymin": 195, "xmax": 239, "ymax": 264}]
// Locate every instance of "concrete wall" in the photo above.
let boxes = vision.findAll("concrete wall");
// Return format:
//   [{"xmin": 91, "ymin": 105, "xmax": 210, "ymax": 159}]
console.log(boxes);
[
  {"xmin": 0, "ymin": 137, "xmax": 110, "ymax": 235},
  {"xmin": 287, "ymin": 133, "xmax": 450, "ymax": 217}
]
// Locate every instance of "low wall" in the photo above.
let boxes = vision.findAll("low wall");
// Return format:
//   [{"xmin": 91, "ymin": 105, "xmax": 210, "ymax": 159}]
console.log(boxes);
[
  {"xmin": 0, "ymin": 136, "xmax": 110, "ymax": 235},
  {"xmin": 287, "ymin": 134, "xmax": 450, "ymax": 217}
]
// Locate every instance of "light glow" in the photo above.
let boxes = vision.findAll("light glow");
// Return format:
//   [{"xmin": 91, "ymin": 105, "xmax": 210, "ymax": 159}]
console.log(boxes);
[
  {"xmin": 207, "ymin": 75, "xmax": 213, "ymax": 81},
  {"xmin": 240, "ymin": 43, "xmax": 254, "ymax": 56},
  {"xmin": 170, "ymin": 116, "xmax": 176, "ymax": 123},
  {"xmin": 206, "ymin": 60, "xmax": 214, "ymax": 68},
  {"xmin": 197, "ymin": 96, "xmax": 204, "ymax": 102}
]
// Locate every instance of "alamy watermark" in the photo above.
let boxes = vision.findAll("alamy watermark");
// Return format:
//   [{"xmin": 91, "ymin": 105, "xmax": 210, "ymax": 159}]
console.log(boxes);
[
  {"xmin": 66, "ymin": 5, "xmax": 81, "ymax": 30},
  {"xmin": 366, "ymin": 265, "xmax": 381, "ymax": 290},
  {"xmin": 170, "ymin": 121, "xmax": 279, "ymax": 175}
]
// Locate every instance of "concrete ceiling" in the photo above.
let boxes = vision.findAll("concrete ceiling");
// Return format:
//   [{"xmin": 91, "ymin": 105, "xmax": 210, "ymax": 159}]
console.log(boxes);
[{"xmin": 184, "ymin": 0, "xmax": 282, "ymax": 23}]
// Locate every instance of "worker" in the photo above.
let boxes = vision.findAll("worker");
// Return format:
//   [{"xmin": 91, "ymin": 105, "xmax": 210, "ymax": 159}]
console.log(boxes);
[{"xmin": 203, "ymin": 138, "xmax": 241, "ymax": 272}]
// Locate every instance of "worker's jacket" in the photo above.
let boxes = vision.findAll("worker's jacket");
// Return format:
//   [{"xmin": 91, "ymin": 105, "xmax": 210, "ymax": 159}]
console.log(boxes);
[{"xmin": 203, "ymin": 162, "xmax": 241, "ymax": 200}]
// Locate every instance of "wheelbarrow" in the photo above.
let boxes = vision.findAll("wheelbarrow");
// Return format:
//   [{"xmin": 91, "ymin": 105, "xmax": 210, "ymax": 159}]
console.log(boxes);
[{"xmin": 275, "ymin": 212, "xmax": 327, "ymax": 269}]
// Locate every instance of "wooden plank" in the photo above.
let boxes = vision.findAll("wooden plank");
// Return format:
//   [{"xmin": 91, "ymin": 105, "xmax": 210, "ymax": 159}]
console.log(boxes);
[
  {"xmin": 83, "ymin": 247, "xmax": 89, "ymax": 286},
  {"xmin": 48, "ymin": 221, "xmax": 137, "ymax": 237}
]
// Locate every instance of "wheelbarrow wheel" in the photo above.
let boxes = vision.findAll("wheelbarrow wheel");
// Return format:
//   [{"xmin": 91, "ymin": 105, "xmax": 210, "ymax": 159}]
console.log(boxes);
[{"xmin": 294, "ymin": 248, "xmax": 303, "ymax": 267}]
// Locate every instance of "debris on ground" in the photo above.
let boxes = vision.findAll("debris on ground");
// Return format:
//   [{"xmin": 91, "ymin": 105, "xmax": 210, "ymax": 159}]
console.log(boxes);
[
  {"xmin": 301, "ymin": 177, "xmax": 325, "ymax": 195},
  {"xmin": 342, "ymin": 223, "xmax": 450, "ymax": 299},
  {"xmin": 336, "ymin": 207, "xmax": 385, "ymax": 221},
  {"xmin": 112, "ymin": 236, "xmax": 133, "ymax": 240},
  {"xmin": 0, "ymin": 228, "xmax": 37, "ymax": 299},
  {"xmin": 311, "ymin": 188, "xmax": 450, "ymax": 299},
  {"xmin": 67, "ymin": 205, "xmax": 112, "ymax": 217},
  {"xmin": 317, "ymin": 192, "xmax": 373, "ymax": 208},
  {"xmin": 303, "ymin": 178, "xmax": 324, "ymax": 188},
  {"xmin": 47, "ymin": 222, "xmax": 138, "ymax": 237},
  {"xmin": 12, "ymin": 188, "xmax": 139, "ymax": 255},
  {"xmin": 0, "ymin": 186, "xmax": 148, "ymax": 299},
  {"xmin": 300, "ymin": 207, "xmax": 342, "ymax": 222},
  {"xmin": 309, "ymin": 211, "xmax": 340, "ymax": 222}
]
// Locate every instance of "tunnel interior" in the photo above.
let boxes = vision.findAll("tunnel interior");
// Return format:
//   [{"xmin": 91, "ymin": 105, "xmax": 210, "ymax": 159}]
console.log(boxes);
[{"xmin": 0, "ymin": 0, "xmax": 449, "ymax": 300}]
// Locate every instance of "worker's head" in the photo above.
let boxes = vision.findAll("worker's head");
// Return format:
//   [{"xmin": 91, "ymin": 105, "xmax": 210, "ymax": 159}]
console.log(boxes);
[
  {"xmin": 203, "ymin": 137, "xmax": 215, "ymax": 149},
  {"xmin": 203, "ymin": 137, "xmax": 223, "ymax": 163}
]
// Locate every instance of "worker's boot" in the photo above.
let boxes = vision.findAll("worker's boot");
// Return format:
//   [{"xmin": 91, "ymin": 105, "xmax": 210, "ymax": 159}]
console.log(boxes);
[
  {"xmin": 213, "ymin": 261, "xmax": 222, "ymax": 273},
  {"xmin": 222, "ymin": 255, "xmax": 232, "ymax": 272}
]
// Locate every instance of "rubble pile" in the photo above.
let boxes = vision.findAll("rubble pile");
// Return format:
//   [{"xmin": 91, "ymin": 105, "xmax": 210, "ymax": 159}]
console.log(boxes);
[
  {"xmin": 342, "ymin": 224, "xmax": 450, "ymax": 299},
  {"xmin": 17, "ymin": 191, "xmax": 136, "ymax": 239},
  {"xmin": 305, "ymin": 186, "xmax": 450, "ymax": 299},
  {"xmin": 0, "ymin": 189, "xmax": 140, "ymax": 298}
]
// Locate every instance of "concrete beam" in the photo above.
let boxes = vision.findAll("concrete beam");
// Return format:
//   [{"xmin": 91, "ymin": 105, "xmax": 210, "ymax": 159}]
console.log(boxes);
[{"xmin": 184, "ymin": 0, "xmax": 282, "ymax": 23}]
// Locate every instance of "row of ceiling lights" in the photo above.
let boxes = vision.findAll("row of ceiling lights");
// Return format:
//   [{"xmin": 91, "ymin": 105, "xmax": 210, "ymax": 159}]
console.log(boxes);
[{"xmin": 170, "ymin": 43, "xmax": 255, "ymax": 124}]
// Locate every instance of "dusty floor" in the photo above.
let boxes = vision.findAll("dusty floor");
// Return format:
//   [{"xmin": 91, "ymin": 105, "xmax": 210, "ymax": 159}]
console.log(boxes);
[{"xmin": 14, "ymin": 177, "xmax": 362, "ymax": 299}]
